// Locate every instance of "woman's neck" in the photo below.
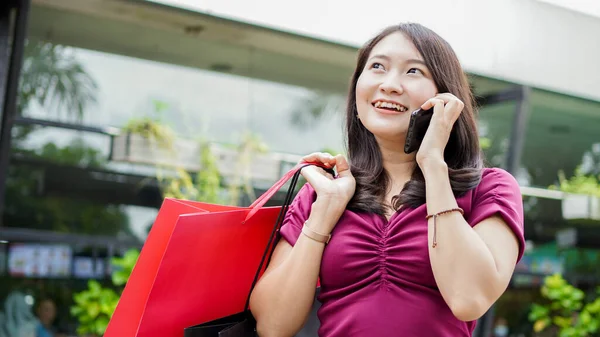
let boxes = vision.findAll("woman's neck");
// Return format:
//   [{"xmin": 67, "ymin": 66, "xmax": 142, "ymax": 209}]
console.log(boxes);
[{"xmin": 377, "ymin": 137, "xmax": 417, "ymax": 202}]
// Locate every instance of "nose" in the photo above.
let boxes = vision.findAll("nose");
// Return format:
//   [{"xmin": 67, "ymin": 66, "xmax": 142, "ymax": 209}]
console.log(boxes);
[{"xmin": 379, "ymin": 73, "xmax": 404, "ymax": 95}]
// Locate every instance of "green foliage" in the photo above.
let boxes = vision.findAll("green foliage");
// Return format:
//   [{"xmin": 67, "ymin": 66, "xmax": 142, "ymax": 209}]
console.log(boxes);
[
  {"xmin": 5, "ymin": 140, "xmax": 130, "ymax": 235},
  {"xmin": 37, "ymin": 138, "xmax": 107, "ymax": 167},
  {"xmin": 70, "ymin": 249, "xmax": 140, "ymax": 336},
  {"xmin": 124, "ymin": 100, "xmax": 224, "ymax": 203},
  {"xmin": 12, "ymin": 39, "xmax": 100, "ymax": 156},
  {"xmin": 7, "ymin": 38, "xmax": 129, "ymax": 234},
  {"xmin": 529, "ymin": 274, "xmax": 600, "ymax": 337},
  {"xmin": 19, "ymin": 40, "xmax": 98, "ymax": 121},
  {"xmin": 124, "ymin": 100, "xmax": 175, "ymax": 149},
  {"xmin": 127, "ymin": 101, "xmax": 270, "ymax": 206},
  {"xmin": 158, "ymin": 168, "xmax": 199, "ymax": 201},
  {"xmin": 550, "ymin": 167, "xmax": 600, "ymax": 197},
  {"xmin": 111, "ymin": 249, "xmax": 140, "ymax": 287},
  {"xmin": 157, "ymin": 153, "xmax": 222, "ymax": 204},
  {"xmin": 226, "ymin": 132, "xmax": 268, "ymax": 206},
  {"xmin": 124, "ymin": 118, "xmax": 175, "ymax": 150},
  {"xmin": 13, "ymin": 40, "xmax": 133, "ymax": 335},
  {"xmin": 196, "ymin": 143, "xmax": 224, "ymax": 203},
  {"xmin": 70, "ymin": 280, "xmax": 119, "ymax": 336},
  {"xmin": 479, "ymin": 136, "xmax": 491, "ymax": 150}
]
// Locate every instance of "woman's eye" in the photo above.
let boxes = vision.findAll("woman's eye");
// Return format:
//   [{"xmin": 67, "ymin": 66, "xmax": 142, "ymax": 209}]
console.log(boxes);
[
  {"xmin": 407, "ymin": 68, "xmax": 423, "ymax": 75},
  {"xmin": 371, "ymin": 62, "xmax": 385, "ymax": 70}
]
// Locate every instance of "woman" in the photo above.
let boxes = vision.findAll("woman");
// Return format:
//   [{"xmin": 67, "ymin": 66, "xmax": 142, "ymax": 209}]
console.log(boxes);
[{"xmin": 249, "ymin": 23, "xmax": 524, "ymax": 337}]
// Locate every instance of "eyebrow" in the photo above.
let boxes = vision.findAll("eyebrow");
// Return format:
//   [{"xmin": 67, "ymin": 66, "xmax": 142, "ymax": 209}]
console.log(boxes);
[{"xmin": 368, "ymin": 54, "xmax": 427, "ymax": 66}]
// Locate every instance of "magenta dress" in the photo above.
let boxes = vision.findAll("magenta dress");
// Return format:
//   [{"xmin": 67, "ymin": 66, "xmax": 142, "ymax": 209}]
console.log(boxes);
[{"xmin": 279, "ymin": 168, "xmax": 525, "ymax": 336}]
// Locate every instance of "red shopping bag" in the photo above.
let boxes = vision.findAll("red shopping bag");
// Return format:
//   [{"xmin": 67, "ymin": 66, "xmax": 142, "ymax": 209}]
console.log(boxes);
[{"xmin": 104, "ymin": 163, "xmax": 321, "ymax": 337}]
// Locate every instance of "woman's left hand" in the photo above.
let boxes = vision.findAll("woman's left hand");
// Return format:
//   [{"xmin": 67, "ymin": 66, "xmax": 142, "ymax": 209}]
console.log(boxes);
[{"xmin": 415, "ymin": 93, "xmax": 464, "ymax": 171}]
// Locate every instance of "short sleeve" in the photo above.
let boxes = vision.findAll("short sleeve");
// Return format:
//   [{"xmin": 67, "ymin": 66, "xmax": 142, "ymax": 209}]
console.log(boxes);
[
  {"xmin": 467, "ymin": 168, "xmax": 525, "ymax": 262},
  {"xmin": 278, "ymin": 183, "xmax": 317, "ymax": 246}
]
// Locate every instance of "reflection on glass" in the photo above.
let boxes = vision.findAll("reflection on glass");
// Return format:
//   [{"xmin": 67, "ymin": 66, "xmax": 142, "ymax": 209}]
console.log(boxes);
[
  {"xmin": 477, "ymin": 101, "xmax": 515, "ymax": 169},
  {"xmin": 521, "ymin": 91, "xmax": 600, "ymax": 188}
]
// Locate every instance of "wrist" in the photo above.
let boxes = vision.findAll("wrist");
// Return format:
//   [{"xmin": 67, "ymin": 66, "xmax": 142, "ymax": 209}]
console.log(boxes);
[
  {"xmin": 418, "ymin": 156, "xmax": 448, "ymax": 177},
  {"xmin": 308, "ymin": 198, "xmax": 346, "ymax": 233},
  {"xmin": 313, "ymin": 197, "xmax": 347, "ymax": 214}
]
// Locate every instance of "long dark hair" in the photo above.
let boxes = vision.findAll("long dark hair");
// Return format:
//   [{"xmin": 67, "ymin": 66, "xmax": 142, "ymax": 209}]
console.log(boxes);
[{"xmin": 345, "ymin": 23, "xmax": 483, "ymax": 214}]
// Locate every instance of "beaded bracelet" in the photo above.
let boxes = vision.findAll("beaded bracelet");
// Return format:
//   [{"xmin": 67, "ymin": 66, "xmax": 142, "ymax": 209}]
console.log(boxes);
[{"xmin": 426, "ymin": 207, "xmax": 464, "ymax": 248}]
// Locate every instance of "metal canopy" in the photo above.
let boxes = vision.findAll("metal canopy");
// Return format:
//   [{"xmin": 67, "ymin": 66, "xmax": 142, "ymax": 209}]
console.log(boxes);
[{"xmin": 29, "ymin": 0, "xmax": 358, "ymax": 93}]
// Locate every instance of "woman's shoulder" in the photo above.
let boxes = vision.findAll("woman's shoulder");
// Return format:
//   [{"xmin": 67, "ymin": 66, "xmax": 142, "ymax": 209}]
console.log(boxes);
[
  {"xmin": 479, "ymin": 167, "xmax": 520, "ymax": 189},
  {"xmin": 468, "ymin": 167, "xmax": 522, "ymax": 204}
]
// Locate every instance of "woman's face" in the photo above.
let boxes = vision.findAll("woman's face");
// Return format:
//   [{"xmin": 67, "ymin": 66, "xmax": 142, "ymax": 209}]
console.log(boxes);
[
  {"xmin": 37, "ymin": 300, "xmax": 56, "ymax": 325},
  {"xmin": 355, "ymin": 32, "xmax": 437, "ymax": 142}
]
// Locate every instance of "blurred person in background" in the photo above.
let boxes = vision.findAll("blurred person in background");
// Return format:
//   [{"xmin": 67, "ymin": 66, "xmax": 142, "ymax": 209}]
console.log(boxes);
[
  {"xmin": 34, "ymin": 298, "xmax": 65, "ymax": 337},
  {"xmin": 0, "ymin": 291, "xmax": 37, "ymax": 337},
  {"xmin": 492, "ymin": 317, "xmax": 509, "ymax": 337}
]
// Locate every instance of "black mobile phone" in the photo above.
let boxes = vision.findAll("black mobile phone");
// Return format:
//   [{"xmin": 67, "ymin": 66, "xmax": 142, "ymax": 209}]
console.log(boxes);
[{"xmin": 404, "ymin": 108, "xmax": 434, "ymax": 154}]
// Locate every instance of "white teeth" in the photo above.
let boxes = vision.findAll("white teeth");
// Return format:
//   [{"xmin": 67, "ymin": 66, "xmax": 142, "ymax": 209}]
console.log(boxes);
[{"xmin": 374, "ymin": 101, "xmax": 407, "ymax": 112}]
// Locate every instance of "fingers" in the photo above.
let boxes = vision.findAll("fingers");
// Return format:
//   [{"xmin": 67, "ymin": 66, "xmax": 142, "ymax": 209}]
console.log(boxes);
[
  {"xmin": 420, "ymin": 93, "xmax": 464, "ymax": 122},
  {"xmin": 299, "ymin": 154, "xmax": 354, "ymax": 198},
  {"xmin": 435, "ymin": 93, "xmax": 459, "ymax": 103},
  {"xmin": 334, "ymin": 155, "xmax": 352, "ymax": 178},
  {"xmin": 433, "ymin": 98, "xmax": 445, "ymax": 117},
  {"xmin": 421, "ymin": 97, "xmax": 443, "ymax": 110},
  {"xmin": 300, "ymin": 166, "xmax": 334, "ymax": 187},
  {"xmin": 420, "ymin": 93, "xmax": 463, "ymax": 109},
  {"xmin": 301, "ymin": 152, "xmax": 336, "ymax": 168},
  {"xmin": 444, "ymin": 98, "xmax": 464, "ymax": 123},
  {"xmin": 300, "ymin": 153, "xmax": 354, "ymax": 179}
]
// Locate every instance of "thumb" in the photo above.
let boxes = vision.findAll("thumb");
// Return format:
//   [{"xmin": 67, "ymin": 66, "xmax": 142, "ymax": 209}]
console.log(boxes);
[{"xmin": 335, "ymin": 155, "xmax": 352, "ymax": 178}]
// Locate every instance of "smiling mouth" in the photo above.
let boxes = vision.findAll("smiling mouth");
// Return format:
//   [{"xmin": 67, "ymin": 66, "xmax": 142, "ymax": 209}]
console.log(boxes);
[{"xmin": 373, "ymin": 101, "xmax": 408, "ymax": 112}]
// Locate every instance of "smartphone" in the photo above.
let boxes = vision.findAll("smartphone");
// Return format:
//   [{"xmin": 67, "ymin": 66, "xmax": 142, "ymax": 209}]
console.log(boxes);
[{"xmin": 404, "ymin": 108, "xmax": 434, "ymax": 154}]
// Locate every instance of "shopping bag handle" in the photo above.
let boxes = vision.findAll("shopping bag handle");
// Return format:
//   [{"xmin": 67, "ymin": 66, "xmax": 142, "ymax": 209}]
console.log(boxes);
[
  {"xmin": 244, "ymin": 162, "xmax": 333, "ymax": 222},
  {"xmin": 243, "ymin": 162, "xmax": 334, "ymax": 311},
  {"xmin": 244, "ymin": 164, "xmax": 306, "ymax": 310}
]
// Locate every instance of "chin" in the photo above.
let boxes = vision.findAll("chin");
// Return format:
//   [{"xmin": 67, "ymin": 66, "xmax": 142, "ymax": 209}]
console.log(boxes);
[{"xmin": 367, "ymin": 126, "xmax": 407, "ymax": 142}]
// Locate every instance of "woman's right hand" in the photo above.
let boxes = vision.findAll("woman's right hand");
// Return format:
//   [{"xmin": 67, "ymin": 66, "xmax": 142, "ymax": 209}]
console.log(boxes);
[{"xmin": 300, "ymin": 152, "xmax": 356, "ymax": 210}]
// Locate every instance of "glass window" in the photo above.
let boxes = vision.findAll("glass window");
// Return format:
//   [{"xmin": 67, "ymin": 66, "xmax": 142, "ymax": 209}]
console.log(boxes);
[
  {"xmin": 4, "ymin": 13, "xmax": 347, "ymax": 335},
  {"xmin": 477, "ymin": 100, "xmax": 516, "ymax": 169},
  {"xmin": 520, "ymin": 90, "xmax": 600, "ymax": 188}
]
